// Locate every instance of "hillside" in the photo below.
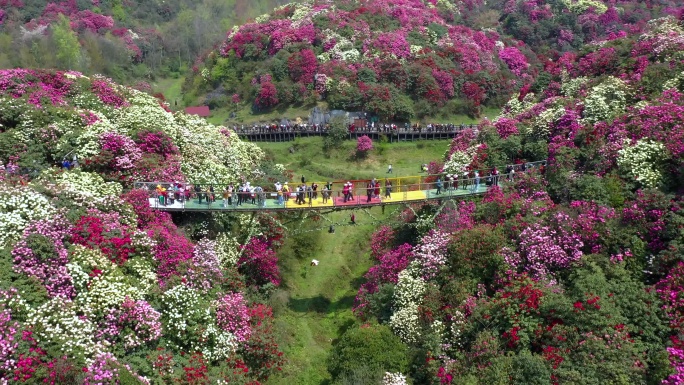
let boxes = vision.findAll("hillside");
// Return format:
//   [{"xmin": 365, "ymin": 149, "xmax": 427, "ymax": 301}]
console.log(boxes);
[
  {"xmin": 0, "ymin": 0, "xmax": 291, "ymax": 82},
  {"xmin": 3, "ymin": 1, "xmax": 684, "ymax": 384},
  {"xmin": 348, "ymin": 15, "xmax": 684, "ymax": 384},
  {"xmin": 0, "ymin": 69, "xmax": 295, "ymax": 383},
  {"xmin": 187, "ymin": 0, "xmax": 682, "ymax": 124}
]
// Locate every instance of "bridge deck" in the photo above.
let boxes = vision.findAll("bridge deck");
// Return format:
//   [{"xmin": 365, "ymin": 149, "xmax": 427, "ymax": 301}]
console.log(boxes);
[{"xmin": 148, "ymin": 185, "xmax": 489, "ymax": 212}]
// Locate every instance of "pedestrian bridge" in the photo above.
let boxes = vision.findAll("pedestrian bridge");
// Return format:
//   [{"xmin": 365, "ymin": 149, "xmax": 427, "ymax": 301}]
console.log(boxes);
[{"xmin": 137, "ymin": 161, "xmax": 544, "ymax": 212}]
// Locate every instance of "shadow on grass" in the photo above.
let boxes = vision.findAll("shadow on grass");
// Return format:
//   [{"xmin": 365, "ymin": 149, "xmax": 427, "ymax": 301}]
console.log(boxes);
[{"xmin": 288, "ymin": 294, "xmax": 355, "ymax": 314}]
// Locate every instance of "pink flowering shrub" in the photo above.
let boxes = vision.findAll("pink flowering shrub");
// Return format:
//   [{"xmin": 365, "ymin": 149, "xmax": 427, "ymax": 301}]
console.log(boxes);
[
  {"xmin": 101, "ymin": 298, "xmax": 162, "ymax": 350},
  {"xmin": 215, "ymin": 292, "xmax": 251, "ymax": 342},
  {"xmin": 494, "ymin": 118, "xmax": 519, "ymax": 139},
  {"xmin": 91, "ymin": 77, "xmax": 128, "ymax": 108},
  {"xmin": 356, "ymin": 135, "xmax": 374, "ymax": 154},
  {"xmin": 498, "ymin": 46, "xmax": 529, "ymax": 77},
  {"xmin": 134, "ymin": 130, "xmax": 179, "ymax": 157},
  {"xmin": 238, "ymin": 237, "xmax": 280, "ymax": 287},
  {"xmin": 12, "ymin": 215, "xmax": 75, "ymax": 299},
  {"xmin": 414, "ymin": 230, "xmax": 451, "ymax": 279},
  {"xmin": 434, "ymin": 201, "xmax": 476, "ymax": 233},
  {"xmin": 287, "ymin": 49, "xmax": 318, "ymax": 84},
  {"xmin": 255, "ymin": 82, "xmax": 278, "ymax": 109},
  {"xmin": 182, "ymin": 239, "xmax": 224, "ymax": 293},
  {"xmin": 373, "ymin": 31, "xmax": 411, "ymax": 59},
  {"xmin": 82, "ymin": 352, "xmax": 119, "ymax": 385},
  {"xmin": 354, "ymin": 243, "xmax": 414, "ymax": 316},
  {"xmin": 99, "ymin": 132, "xmax": 142, "ymax": 170},
  {"xmin": 0, "ymin": 304, "xmax": 19, "ymax": 375},
  {"xmin": 370, "ymin": 226, "xmax": 396, "ymax": 260},
  {"xmin": 503, "ymin": 212, "xmax": 583, "ymax": 279}
]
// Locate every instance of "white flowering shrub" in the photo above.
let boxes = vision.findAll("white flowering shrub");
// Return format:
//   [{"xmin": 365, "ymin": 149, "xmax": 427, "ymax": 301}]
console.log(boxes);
[
  {"xmin": 56, "ymin": 171, "xmax": 123, "ymax": 199},
  {"xmin": 617, "ymin": 139, "xmax": 668, "ymax": 187},
  {"xmin": 67, "ymin": 246, "xmax": 117, "ymax": 293},
  {"xmin": 443, "ymin": 150, "xmax": 471, "ymax": 175},
  {"xmin": 161, "ymin": 285, "xmax": 213, "ymax": 352},
  {"xmin": 450, "ymin": 310, "xmax": 466, "ymax": 347},
  {"xmin": 0, "ymin": 184, "xmax": 55, "ymax": 247},
  {"xmin": 394, "ymin": 269, "xmax": 426, "ymax": 308},
  {"xmin": 581, "ymin": 76, "xmax": 628, "ymax": 125},
  {"xmin": 383, "ymin": 372, "xmax": 408, "ymax": 385},
  {"xmin": 663, "ymin": 71, "xmax": 684, "ymax": 92},
  {"xmin": 497, "ymin": 92, "xmax": 536, "ymax": 119},
  {"xmin": 26, "ymin": 297, "xmax": 99, "ymax": 362},
  {"xmin": 123, "ymin": 257, "xmax": 158, "ymax": 294},
  {"xmin": 199, "ymin": 323, "xmax": 238, "ymax": 361},
  {"xmin": 560, "ymin": 0, "xmax": 608, "ymax": 14},
  {"xmin": 527, "ymin": 104, "xmax": 565, "ymax": 138},
  {"xmin": 389, "ymin": 267, "xmax": 427, "ymax": 343},
  {"xmin": 215, "ymin": 232, "xmax": 241, "ymax": 267},
  {"xmin": 389, "ymin": 303, "xmax": 421, "ymax": 344},
  {"xmin": 561, "ymin": 75, "xmax": 589, "ymax": 97}
]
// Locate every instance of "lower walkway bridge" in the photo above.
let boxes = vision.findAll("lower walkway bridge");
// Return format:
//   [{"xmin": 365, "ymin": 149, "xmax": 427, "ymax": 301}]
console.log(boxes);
[{"xmin": 138, "ymin": 161, "xmax": 545, "ymax": 213}]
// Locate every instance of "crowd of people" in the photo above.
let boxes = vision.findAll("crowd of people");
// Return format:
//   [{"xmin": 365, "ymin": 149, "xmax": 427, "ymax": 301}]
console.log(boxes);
[
  {"xmin": 234, "ymin": 122, "xmax": 477, "ymax": 134},
  {"xmin": 151, "ymin": 161, "xmax": 545, "ymax": 207}
]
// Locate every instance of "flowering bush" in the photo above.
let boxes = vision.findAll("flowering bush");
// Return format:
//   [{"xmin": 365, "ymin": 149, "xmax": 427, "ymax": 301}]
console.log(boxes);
[
  {"xmin": 215, "ymin": 293, "xmax": 251, "ymax": 342},
  {"xmin": 617, "ymin": 139, "xmax": 668, "ymax": 188},
  {"xmin": 12, "ymin": 215, "xmax": 75, "ymax": 299},
  {"xmin": 238, "ymin": 237, "xmax": 280, "ymax": 287},
  {"xmin": 101, "ymin": 298, "xmax": 162, "ymax": 350},
  {"xmin": 356, "ymin": 135, "xmax": 374, "ymax": 157}
]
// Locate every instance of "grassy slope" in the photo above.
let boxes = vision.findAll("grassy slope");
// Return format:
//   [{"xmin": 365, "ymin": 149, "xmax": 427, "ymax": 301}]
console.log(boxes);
[
  {"xmin": 258, "ymin": 136, "xmax": 452, "ymax": 182},
  {"xmin": 267, "ymin": 210, "xmax": 385, "ymax": 384},
  {"xmin": 261, "ymin": 138, "xmax": 445, "ymax": 384}
]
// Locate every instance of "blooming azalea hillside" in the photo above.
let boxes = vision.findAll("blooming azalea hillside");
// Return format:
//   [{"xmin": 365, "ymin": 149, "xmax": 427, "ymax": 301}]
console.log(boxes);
[
  {"xmin": 190, "ymin": 0, "xmax": 682, "ymax": 121},
  {"xmin": 0, "ymin": 0, "xmax": 289, "ymax": 83},
  {"xmin": 0, "ymin": 69, "xmax": 291, "ymax": 384},
  {"xmin": 345, "ymin": 16, "xmax": 684, "ymax": 385}
]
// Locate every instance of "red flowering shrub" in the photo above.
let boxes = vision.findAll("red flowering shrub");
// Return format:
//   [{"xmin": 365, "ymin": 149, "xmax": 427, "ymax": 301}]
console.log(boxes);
[
  {"xmin": 70, "ymin": 212, "xmax": 135, "ymax": 266},
  {"xmin": 254, "ymin": 82, "xmax": 278, "ymax": 109},
  {"xmin": 238, "ymin": 238, "xmax": 280, "ymax": 287}
]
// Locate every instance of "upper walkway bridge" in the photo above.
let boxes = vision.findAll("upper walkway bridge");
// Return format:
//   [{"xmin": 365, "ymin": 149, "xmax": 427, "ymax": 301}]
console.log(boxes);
[
  {"xmin": 235, "ymin": 125, "xmax": 479, "ymax": 142},
  {"xmin": 138, "ymin": 161, "xmax": 545, "ymax": 213}
]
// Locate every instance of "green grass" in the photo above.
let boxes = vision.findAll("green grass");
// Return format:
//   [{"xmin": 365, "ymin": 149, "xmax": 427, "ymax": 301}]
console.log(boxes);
[
  {"xmin": 152, "ymin": 77, "xmax": 184, "ymax": 110},
  {"xmin": 266, "ymin": 210, "xmax": 385, "ymax": 384},
  {"xmin": 257, "ymin": 136, "xmax": 450, "ymax": 182}
]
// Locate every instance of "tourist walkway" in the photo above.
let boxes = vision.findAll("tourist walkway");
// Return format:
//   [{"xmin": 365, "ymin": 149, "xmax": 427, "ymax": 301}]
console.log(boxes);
[{"xmin": 145, "ymin": 182, "xmax": 490, "ymax": 212}]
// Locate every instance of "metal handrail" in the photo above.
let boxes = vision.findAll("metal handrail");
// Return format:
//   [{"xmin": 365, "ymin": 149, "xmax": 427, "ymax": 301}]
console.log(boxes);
[
  {"xmin": 140, "ymin": 175, "xmax": 522, "ymax": 211},
  {"xmin": 136, "ymin": 160, "xmax": 546, "ymax": 192}
]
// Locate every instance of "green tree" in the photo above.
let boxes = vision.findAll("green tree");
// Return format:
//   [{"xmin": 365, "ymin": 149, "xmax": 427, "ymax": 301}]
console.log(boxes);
[
  {"xmin": 323, "ymin": 115, "xmax": 349, "ymax": 152},
  {"xmin": 328, "ymin": 324, "xmax": 409, "ymax": 382},
  {"xmin": 52, "ymin": 14, "xmax": 81, "ymax": 69}
]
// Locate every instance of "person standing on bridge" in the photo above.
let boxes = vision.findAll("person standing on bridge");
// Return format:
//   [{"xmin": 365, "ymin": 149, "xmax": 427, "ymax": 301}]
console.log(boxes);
[
  {"xmin": 385, "ymin": 179, "xmax": 392, "ymax": 199},
  {"xmin": 366, "ymin": 181, "xmax": 373, "ymax": 203},
  {"xmin": 322, "ymin": 184, "xmax": 329, "ymax": 203},
  {"xmin": 472, "ymin": 171, "xmax": 480, "ymax": 193},
  {"xmin": 222, "ymin": 187, "xmax": 230, "ymax": 208},
  {"xmin": 277, "ymin": 186, "xmax": 284, "ymax": 205},
  {"xmin": 194, "ymin": 184, "xmax": 203, "ymax": 204},
  {"xmin": 436, "ymin": 177, "xmax": 443, "ymax": 195},
  {"xmin": 282, "ymin": 182, "xmax": 290, "ymax": 202},
  {"xmin": 343, "ymin": 182, "xmax": 349, "ymax": 203}
]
